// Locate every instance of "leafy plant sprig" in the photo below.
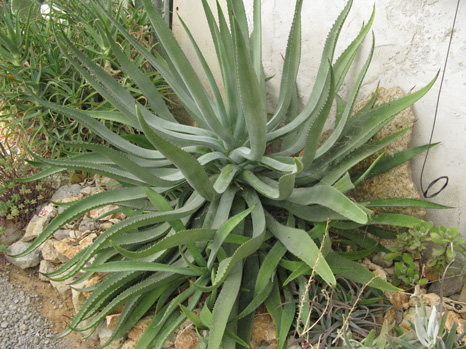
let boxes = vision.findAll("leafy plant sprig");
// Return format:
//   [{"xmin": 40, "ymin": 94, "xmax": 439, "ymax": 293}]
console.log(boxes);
[{"xmin": 0, "ymin": 141, "xmax": 52, "ymax": 228}]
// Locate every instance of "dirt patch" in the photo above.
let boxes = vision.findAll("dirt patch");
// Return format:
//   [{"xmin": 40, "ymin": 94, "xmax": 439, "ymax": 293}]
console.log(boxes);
[{"xmin": 0, "ymin": 255, "xmax": 98, "ymax": 348}]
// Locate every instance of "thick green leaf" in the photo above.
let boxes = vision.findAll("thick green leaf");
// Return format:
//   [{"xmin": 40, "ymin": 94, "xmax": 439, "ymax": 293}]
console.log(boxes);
[
  {"xmin": 140, "ymin": 0, "xmax": 235, "ymax": 147},
  {"xmin": 366, "ymin": 198, "xmax": 451, "ymax": 209},
  {"xmin": 230, "ymin": 16, "xmax": 267, "ymax": 161},
  {"xmin": 208, "ymin": 263, "xmax": 243, "ymax": 348},
  {"xmin": 265, "ymin": 212, "xmax": 336, "ymax": 287},
  {"xmin": 84, "ymin": 261, "xmax": 201, "ymax": 276},
  {"xmin": 266, "ymin": 0, "xmax": 303, "ymax": 131},
  {"xmin": 137, "ymin": 103, "xmax": 216, "ymax": 201},
  {"xmin": 207, "ymin": 205, "xmax": 255, "ymax": 270},
  {"xmin": 326, "ymin": 252, "xmax": 399, "ymax": 292},
  {"xmin": 288, "ymin": 184, "xmax": 368, "ymax": 224}
]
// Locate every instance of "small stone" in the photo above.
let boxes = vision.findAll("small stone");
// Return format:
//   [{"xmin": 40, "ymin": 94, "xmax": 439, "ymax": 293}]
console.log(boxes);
[
  {"xmin": 5, "ymin": 240, "xmax": 40, "ymax": 269},
  {"xmin": 251, "ymin": 313, "xmax": 277, "ymax": 348},
  {"xmin": 446, "ymin": 311, "xmax": 466, "ymax": 334},
  {"xmin": 421, "ymin": 293, "xmax": 441, "ymax": 307},
  {"xmin": 88, "ymin": 205, "xmax": 119, "ymax": 221},
  {"xmin": 40, "ymin": 238, "xmax": 61, "ymax": 263},
  {"xmin": 34, "ymin": 338, "xmax": 40, "ymax": 345},
  {"xmin": 80, "ymin": 186, "xmax": 104, "ymax": 196},
  {"xmin": 22, "ymin": 215, "xmax": 50, "ymax": 242},
  {"xmin": 53, "ymin": 229, "xmax": 72, "ymax": 241},
  {"xmin": 0, "ymin": 221, "xmax": 24, "ymax": 245},
  {"xmin": 1, "ymin": 322, "xmax": 8, "ymax": 328},
  {"xmin": 49, "ymin": 280, "xmax": 71, "ymax": 298},
  {"xmin": 428, "ymin": 266, "xmax": 466, "ymax": 297},
  {"xmin": 78, "ymin": 216, "xmax": 98, "ymax": 233},
  {"xmin": 127, "ymin": 317, "xmax": 152, "ymax": 342},
  {"xmin": 106, "ymin": 314, "xmax": 121, "ymax": 331},
  {"xmin": 50, "ymin": 184, "xmax": 83, "ymax": 202},
  {"xmin": 53, "ymin": 238, "xmax": 80, "ymax": 260},
  {"xmin": 175, "ymin": 322, "xmax": 200, "ymax": 349},
  {"xmin": 79, "ymin": 233, "xmax": 97, "ymax": 248},
  {"xmin": 122, "ymin": 340, "xmax": 138, "ymax": 349},
  {"xmin": 20, "ymin": 324, "xmax": 28, "ymax": 331},
  {"xmin": 71, "ymin": 280, "xmax": 88, "ymax": 312},
  {"xmin": 99, "ymin": 222, "xmax": 114, "ymax": 231},
  {"xmin": 371, "ymin": 252, "xmax": 393, "ymax": 268},
  {"xmin": 389, "ymin": 292, "xmax": 410, "ymax": 309}
]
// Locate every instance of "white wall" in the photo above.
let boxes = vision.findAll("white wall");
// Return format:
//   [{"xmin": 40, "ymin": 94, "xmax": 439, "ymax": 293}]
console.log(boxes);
[{"xmin": 173, "ymin": 0, "xmax": 466, "ymax": 235}]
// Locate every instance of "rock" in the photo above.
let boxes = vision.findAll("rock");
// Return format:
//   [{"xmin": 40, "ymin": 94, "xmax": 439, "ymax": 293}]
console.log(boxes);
[
  {"xmin": 50, "ymin": 184, "xmax": 83, "ymax": 202},
  {"xmin": 0, "ymin": 221, "xmax": 23, "ymax": 245},
  {"xmin": 79, "ymin": 233, "xmax": 97, "ymax": 248},
  {"xmin": 383, "ymin": 307, "xmax": 397, "ymax": 326},
  {"xmin": 399, "ymin": 307, "xmax": 418, "ymax": 333},
  {"xmin": 53, "ymin": 229, "xmax": 72, "ymax": 241},
  {"xmin": 106, "ymin": 314, "xmax": 121, "ymax": 331},
  {"xmin": 100, "ymin": 222, "xmax": 114, "ymax": 231},
  {"xmin": 372, "ymin": 252, "xmax": 393, "ymax": 268},
  {"xmin": 175, "ymin": 322, "xmax": 200, "ymax": 349},
  {"xmin": 162, "ymin": 334, "xmax": 177, "ymax": 348},
  {"xmin": 427, "ymin": 266, "xmax": 466, "ymax": 297},
  {"xmin": 251, "ymin": 313, "xmax": 277, "ymax": 348},
  {"xmin": 49, "ymin": 280, "xmax": 71, "ymax": 298},
  {"xmin": 105, "ymin": 340, "xmax": 124, "ymax": 349},
  {"xmin": 389, "ymin": 292, "xmax": 410, "ymax": 309},
  {"xmin": 53, "ymin": 233, "xmax": 97, "ymax": 259},
  {"xmin": 84, "ymin": 273, "xmax": 107, "ymax": 298},
  {"xmin": 421, "ymin": 293, "xmax": 441, "ymax": 307},
  {"xmin": 122, "ymin": 340, "xmax": 137, "ymax": 349},
  {"xmin": 362, "ymin": 258, "xmax": 389, "ymax": 282},
  {"xmin": 71, "ymin": 280, "xmax": 88, "ymax": 313},
  {"xmin": 100, "ymin": 176, "xmax": 119, "ymax": 186},
  {"xmin": 349, "ymin": 87, "xmax": 426, "ymax": 221},
  {"xmin": 53, "ymin": 238, "xmax": 80, "ymax": 260},
  {"xmin": 39, "ymin": 260, "xmax": 55, "ymax": 281},
  {"xmin": 88, "ymin": 205, "xmax": 119, "ymax": 221},
  {"xmin": 80, "ymin": 186, "xmax": 104, "ymax": 196},
  {"xmin": 36, "ymin": 203, "xmax": 57, "ymax": 219},
  {"xmin": 459, "ymin": 281, "xmax": 466, "ymax": 303},
  {"xmin": 96, "ymin": 322, "xmax": 114, "ymax": 345},
  {"xmin": 446, "ymin": 311, "xmax": 466, "ymax": 335},
  {"xmin": 127, "ymin": 316, "xmax": 152, "ymax": 342},
  {"xmin": 5, "ymin": 240, "xmax": 40, "ymax": 269},
  {"xmin": 22, "ymin": 214, "xmax": 51, "ymax": 242},
  {"xmin": 40, "ymin": 238, "xmax": 61, "ymax": 263},
  {"xmin": 56, "ymin": 196, "xmax": 84, "ymax": 215},
  {"xmin": 78, "ymin": 216, "xmax": 98, "ymax": 233}
]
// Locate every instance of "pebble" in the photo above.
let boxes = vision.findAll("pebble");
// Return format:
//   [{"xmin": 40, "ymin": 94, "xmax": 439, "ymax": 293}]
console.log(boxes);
[{"xmin": 0, "ymin": 272, "xmax": 69, "ymax": 348}]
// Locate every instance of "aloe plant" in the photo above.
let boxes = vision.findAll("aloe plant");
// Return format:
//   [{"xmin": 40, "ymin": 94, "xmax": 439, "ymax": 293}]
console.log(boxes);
[{"xmin": 11, "ymin": 0, "xmax": 443, "ymax": 347}]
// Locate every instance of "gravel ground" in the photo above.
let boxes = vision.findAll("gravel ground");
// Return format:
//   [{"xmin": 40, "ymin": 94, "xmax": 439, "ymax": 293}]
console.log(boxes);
[{"xmin": 0, "ymin": 273, "xmax": 69, "ymax": 348}]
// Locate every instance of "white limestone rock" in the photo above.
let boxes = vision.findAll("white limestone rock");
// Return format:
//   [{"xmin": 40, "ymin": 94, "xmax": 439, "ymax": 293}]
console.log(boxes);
[{"xmin": 5, "ymin": 240, "xmax": 40, "ymax": 269}]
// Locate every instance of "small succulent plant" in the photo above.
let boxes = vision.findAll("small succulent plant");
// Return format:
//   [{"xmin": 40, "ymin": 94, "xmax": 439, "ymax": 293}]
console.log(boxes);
[{"xmin": 384, "ymin": 221, "xmax": 465, "ymax": 289}]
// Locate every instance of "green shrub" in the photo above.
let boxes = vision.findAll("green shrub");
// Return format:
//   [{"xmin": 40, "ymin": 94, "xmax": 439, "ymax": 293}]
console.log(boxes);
[
  {"xmin": 0, "ymin": 141, "xmax": 52, "ymax": 228},
  {"xmin": 0, "ymin": 0, "xmax": 170, "ymax": 157},
  {"xmin": 384, "ymin": 221, "xmax": 465, "ymax": 289},
  {"xmin": 12, "ymin": 0, "xmax": 443, "ymax": 347}
]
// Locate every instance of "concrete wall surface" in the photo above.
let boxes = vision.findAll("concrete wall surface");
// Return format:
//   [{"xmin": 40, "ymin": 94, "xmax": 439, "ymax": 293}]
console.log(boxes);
[{"xmin": 172, "ymin": 0, "xmax": 466, "ymax": 235}]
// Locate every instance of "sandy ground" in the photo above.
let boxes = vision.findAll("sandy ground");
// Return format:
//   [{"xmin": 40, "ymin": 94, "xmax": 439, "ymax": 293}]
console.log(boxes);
[{"xmin": 0, "ymin": 255, "xmax": 99, "ymax": 348}]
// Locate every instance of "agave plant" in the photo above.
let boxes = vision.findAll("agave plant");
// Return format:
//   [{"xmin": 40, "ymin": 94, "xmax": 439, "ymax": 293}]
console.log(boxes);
[{"xmin": 12, "ymin": 0, "xmax": 442, "ymax": 347}]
